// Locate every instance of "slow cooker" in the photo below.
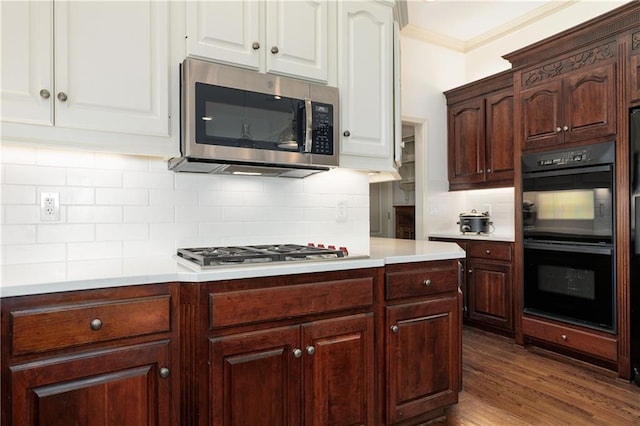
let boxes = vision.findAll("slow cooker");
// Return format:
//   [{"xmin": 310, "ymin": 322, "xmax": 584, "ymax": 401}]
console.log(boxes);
[{"xmin": 457, "ymin": 210, "xmax": 493, "ymax": 234}]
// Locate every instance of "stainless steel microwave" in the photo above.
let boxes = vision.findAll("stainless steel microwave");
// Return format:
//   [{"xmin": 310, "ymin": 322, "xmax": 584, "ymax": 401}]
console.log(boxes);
[{"xmin": 169, "ymin": 58, "xmax": 339, "ymax": 178}]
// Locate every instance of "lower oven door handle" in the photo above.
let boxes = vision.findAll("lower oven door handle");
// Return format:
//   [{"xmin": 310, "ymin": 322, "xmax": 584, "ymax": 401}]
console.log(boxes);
[{"xmin": 523, "ymin": 241, "xmax": 613, "ymax": 255}]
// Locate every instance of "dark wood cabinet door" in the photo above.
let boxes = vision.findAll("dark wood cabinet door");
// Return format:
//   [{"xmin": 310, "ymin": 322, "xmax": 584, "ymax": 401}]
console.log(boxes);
[
  {"xmin": 563, "ymin": 63, "xmax": 616, "ymax": 143},
  {"xmin": 448, "ymin": 97, "xmax": 485, "ymax": 186},
  {"xmin": 10, "ymin": 340, "xmax": 172, "ymax": 426},
  {"xmin": 386, "ymin": 296, "xmax": 459, "ymax": 424},
  {"xmin": 302, "ymin": 314, "xmax": 374, "ymax": 426},
  {"xmin": 521, "ymin": 79, "xmax": 563, "ymax": 150},
  {"xmin": 485, "ymin": 87, "xmax": 514, "ymax": 184},
  {"xmin": 209, "ymin": 327, "xmax": 301, "ymax": 426},
  {"xmin": 467, "ymin": 258, "xmax": 513, "ymax": 332}
]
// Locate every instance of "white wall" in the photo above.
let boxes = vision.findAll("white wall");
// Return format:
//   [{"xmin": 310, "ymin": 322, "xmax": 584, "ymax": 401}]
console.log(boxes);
[
  {"xmin": 401, "ymin": 0, "xmax": 628, "ymax": 238},
  {"xmin": 0, "ymin": 143, "xmax": 371, "ymax": 274}
]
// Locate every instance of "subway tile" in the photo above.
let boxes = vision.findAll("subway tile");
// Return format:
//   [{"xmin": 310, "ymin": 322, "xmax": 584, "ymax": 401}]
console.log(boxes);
[
  {"xmin": 38, "ymin": 224, "xmax": 94, "ymax": 243},
  {"xmin": 38, "ymin": 186, "xmax": 95, "ymax": 205},
  {"xmin": 99, "ymin": 152, "xmax": 150, "ymax": 171},
  {"xmin": 3, "ymin": 164, "xmax": 66, "ymax": 185},
  {"xmin": 4, "ymin": 243, "xmax": 66, "ymax": 264},
  {"xmin": 150, "ymin": 189, "xmax": 197, "ymax": 206},
  {"xmin": 150, "ymin": 223, "xmax": 198, "ymax": 240},
  {"xmin": 36, "ymin": 148, "xmax": 95, "ymax": 168},
  {"xmin": 1, "ymin": 185, "xmax": 36, "ymax": 204},
  {"xmin": 175, "ymin": 206, "xmax": 222, "ymax": 223},
  {"xmin": 1, "ymin": 225, "xmax": 37, "ymax": 245},
  {"xmin": 67, "ymin": 259, "xmax": 124, "ymax": 280},
  {"xmin": 123, "ymin": 240, "xmax": 174, "ymax": 257},
  {"xmin": 175, "ymin": 173, "xmax": 221, "ymax": 191},
  {"xmin": 67, "ymin": 206, "xmax": 122, "ymax": 223},
  {"xmin": 4, "ymin": 205, "xmax": 41, "ymax": 224},
  {"xmin": 67, "ymin": 241, "xmax": 122, "ymax": 260},
  {"xmin": 124, "ymin": 206, "xmax": 174, "ymax": 223},
  {"xmin": 1, "ymin": 262, "xmax": 67, "ymax": 286},
  {"xmin": 124, "ymin": 171, "xmax": 174, "ymax": 189},
  {"xmin": 199, "ymin": 190, "xmax": 243, "ymax": 206},
  {"xmin": 222, "ymin": 206, "xmax": 265, "ymax": 222},
  {"xmin": 96, "ymin": 188, "xmax": 149, "ymax": 205},
  {"xmin": 67, "ymin": 168, "xmax": 122, "ymax": 187},
  {"xmin": 96, "ymin": 224, "xmax": 149, "ymax": 241}
]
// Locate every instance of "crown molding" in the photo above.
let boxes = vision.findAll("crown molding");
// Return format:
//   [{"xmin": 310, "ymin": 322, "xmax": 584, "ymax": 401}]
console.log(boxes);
[{"xmin": 401, "ymin": 0, "xmax": 578, "ymax": 53}]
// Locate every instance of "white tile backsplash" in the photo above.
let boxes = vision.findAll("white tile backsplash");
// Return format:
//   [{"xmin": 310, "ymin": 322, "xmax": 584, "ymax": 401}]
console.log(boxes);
[{"xmin": 1, "ymin": 144, "xmax": 371, "ymax": 265}]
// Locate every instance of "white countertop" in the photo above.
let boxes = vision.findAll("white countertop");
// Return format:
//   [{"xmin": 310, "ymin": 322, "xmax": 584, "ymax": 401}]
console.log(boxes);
[
  {"xmin": 428, "ymin": 232, "xmax": 515, "ymax": 243},
  {"xmin": 0, "ymin": 238, "xmax": 465, "ymax": 298}
]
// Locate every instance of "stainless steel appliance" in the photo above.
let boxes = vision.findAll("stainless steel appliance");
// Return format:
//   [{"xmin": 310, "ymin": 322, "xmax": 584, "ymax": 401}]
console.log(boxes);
[
  {"xmin": 169, "ymin": 58, "xmax": 339, "ymax": 178},
  {"xmin": 176, "ymin": 244, "xmax": 348, "ymax": 269},
  {"xmin": 521, "ymin": 141, "xmax": 616, "ymax": 332}
]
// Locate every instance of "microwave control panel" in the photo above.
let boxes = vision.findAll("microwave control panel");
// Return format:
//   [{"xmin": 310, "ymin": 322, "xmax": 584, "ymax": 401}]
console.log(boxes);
[
  {"xmin": 536, "ymin": 147, "xmax": 591, "ymax": 167},
  {"xmin": 311, "ymin": 103, "xmax": 334, "ymax": 155}
]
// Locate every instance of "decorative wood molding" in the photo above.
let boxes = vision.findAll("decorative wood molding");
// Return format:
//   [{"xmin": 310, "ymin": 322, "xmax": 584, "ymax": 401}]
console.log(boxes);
[
  {"xmin": 633, "ymin": 31, "xmax": 640, "ymax": 51},
  {"xmin": 521, "ymin": 43, "xmax": 615, "ymax": 87}
]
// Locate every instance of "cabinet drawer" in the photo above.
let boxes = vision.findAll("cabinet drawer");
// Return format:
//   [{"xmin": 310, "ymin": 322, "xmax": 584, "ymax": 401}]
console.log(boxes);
[
  {"xmin": 210, "ymin": 277, "xmax": 374, "ymax": 329},
  {"xmin": 468, "ymin": 241, "xmax": 511, "ymax": 261},
  {"xmin": 385, "ymin": 260, "xmax": 459, "ymax": 300},
  {"xmin": 522, "ymin": 316, "xmax": 616, "ymax": 362},
  {"xmin": 11, "ymin": 295, "xmax": 171, "ymax": 356}
]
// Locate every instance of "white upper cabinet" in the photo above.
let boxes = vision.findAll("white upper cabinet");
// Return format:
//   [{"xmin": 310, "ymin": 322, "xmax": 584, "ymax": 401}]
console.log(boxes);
[
  {"xmin": 1, "ymin": 0, "xmax": 178, "ymax": 156},
  {"xmin": 338, "ymin": 1, "xmax": 398, "ymax": 176},
  {"xmin": 186, "ymin": 0, "xmax": 335, "ymax": 84}
]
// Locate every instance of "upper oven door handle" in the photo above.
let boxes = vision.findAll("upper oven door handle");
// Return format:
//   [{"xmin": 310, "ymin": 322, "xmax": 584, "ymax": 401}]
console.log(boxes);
[
  {"xmin": 522, "ymin": 164, "xmax": 612, "ymax": 180},
  {"xmin": 523, "ymin": 241, "xmax": 613, "ymax": 255}
]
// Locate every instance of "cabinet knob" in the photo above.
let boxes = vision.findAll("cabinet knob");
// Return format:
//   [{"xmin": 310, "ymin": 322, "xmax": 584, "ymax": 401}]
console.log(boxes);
[
  {"xmin": 306, "ymin": 345, "xmax": 315, "ymax": 355},
  {"xmin": 561, "ymin": 334, "xmax": 568, "ymax": 341},
  {"xmin": 343, "ymin": 130, "xmax": 351, "ymax": 137},
  {"xmin": 423, "ymin": 279, "xmax": 432, "ymax": 287},
  {"xmin": 89, "ymin": 318, "xmax": 103, "ymax": 331},
  {"xmin": 486, "ymin": 249, "xmax": 491, "ymax": 254},
  {"xmin": 39, "ymin": 89, "xmax": 51, "ymax": 99},
  {"xmin": 555, "ymin": 127, "xmax": 562, "ymax": 133},
  {"xmin": 487, "ymin": 168, "xmax": 492, "ymax": 173},
  {"xmin": 391, "ymin": 325, "xmax": 399, "ymax": 333},
  {"xmin": 271, "ymin": 46, "xmax": 279, "ymax": 54},
  {"xmin": 293, "ymin": 348, "xmax": 302, "ymax": 358},
  {"xmin": 562, "ymin": 125, "xmax": 569, "ymax": 131},
  {"xmin": 57, "ymin": 92, "xmax": 68, "ymax": 102},
  {"xmin": 252, "ymin": 41, "xmax": 260, "ymax": 50},
  {"xmin": 159, "ymin": 367, "xmax": 170, "ymax": 378}
]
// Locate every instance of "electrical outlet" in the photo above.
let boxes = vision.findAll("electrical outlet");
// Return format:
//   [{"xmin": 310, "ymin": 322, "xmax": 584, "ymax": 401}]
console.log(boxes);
[
  {"xmin": 40, "ymin": 192, "xmax": 60, "ymax": 221},
  {"xmin": 336, "ymin": 199, "xmax": 348, "ymax": 222}
]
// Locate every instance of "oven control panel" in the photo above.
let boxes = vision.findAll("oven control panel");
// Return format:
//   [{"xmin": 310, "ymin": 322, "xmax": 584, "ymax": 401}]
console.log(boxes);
[{"xmin": 537, "ymin": 148, "xmax": 591, "ymax": 167}]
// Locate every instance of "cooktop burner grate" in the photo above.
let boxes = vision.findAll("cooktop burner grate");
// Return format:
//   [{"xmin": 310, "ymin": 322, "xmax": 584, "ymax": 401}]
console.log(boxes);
[{"xmin": 177, "ymin": 244, "xmax": 346, "ymax": 268}]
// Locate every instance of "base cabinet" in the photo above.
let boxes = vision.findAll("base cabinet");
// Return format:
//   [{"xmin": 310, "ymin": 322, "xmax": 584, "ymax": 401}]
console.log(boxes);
[
  {"xmin": 0, "ymin": 284, "xmax": 178, "ymax": 426},
  {"xmin": 383, "ymin": 260, "xmax": 461, "ymax": 425},
  {"xmin": 210, "ymin": 314, "xmax": 374, "ymax": 426}
]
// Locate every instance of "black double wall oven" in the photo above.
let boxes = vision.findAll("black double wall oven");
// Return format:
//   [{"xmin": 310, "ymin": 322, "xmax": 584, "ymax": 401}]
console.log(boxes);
[{"xmin": 521, "ymin": 141, "xmax": 616, "ymax": 333}]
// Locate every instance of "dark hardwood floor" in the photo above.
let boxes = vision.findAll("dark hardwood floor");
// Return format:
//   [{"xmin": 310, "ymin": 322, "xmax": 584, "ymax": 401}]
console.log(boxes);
[{"xmin": 432, "ymin": 327, "xmax": 640, "ymax": 425}]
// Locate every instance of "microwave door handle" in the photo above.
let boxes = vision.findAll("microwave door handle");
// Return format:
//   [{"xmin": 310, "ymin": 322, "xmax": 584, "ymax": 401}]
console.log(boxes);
[{"xmin": 304, "ymin": 98, "xmax": 313, "ymax": 153}]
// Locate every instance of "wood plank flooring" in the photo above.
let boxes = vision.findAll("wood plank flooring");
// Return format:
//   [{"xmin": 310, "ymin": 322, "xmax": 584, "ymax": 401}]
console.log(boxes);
[{"xmin": 431, "ymin": 327, "xmax": 640, "ymax": 425}]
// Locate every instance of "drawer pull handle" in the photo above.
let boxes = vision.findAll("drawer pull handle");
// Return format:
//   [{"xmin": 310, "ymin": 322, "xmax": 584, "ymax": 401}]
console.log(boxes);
[
  {"xmin": 391, "ymin": 325, "xmax": 399, "ymax": 333},
  {"xmin": 424, "ymin": 279, "xmax": 432, "ymax": 287},
  {"xmin": 293, "ymin": 348, "xmax": 302, "ymax": 358},
  {"xmin": 89, "ymin": 318, "xmax": 103, "ymax": 331},
  {"xmin": 159, "ymin": 367, "xmax": 170, "ymax": 379},
  {"xmin": 561, "ymin": 334, "xmax": 568, "ymax": 341},
  {"xmin": 306, "ymin": 346, "xmax": 315, "ymax": 356}
]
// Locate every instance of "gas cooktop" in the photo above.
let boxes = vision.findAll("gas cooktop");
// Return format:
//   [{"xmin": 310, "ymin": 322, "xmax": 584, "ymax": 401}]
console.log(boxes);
[{"xmin": 177, "ymin": 244, "xmax": 348, "ymax": 269}]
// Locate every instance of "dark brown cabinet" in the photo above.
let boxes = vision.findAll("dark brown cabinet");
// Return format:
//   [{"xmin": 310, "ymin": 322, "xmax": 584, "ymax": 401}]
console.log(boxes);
[
  {"xmin": 395, "ymin": 205, "xmax": 415, "ymax": 239},
  {"xmin": 467, "ymin": 242, "xmax": 513, "ymax": 332},
  {"xmin": 429, "ymin": 237, "xmax": 514, "ymax": 335},
  {"xmin": 383, "ymin": 260, "xmax": 461, "ymax": 425},
  {"xmin": 190, "ymin": 269, "xmax": 378, "ymax": 426},
  {"xmin": 445, "ymin": 70, "xmax": 514, "ymax": 191},
  {"xmin": 520, "ymin": 63, "xmax": 616, "ymax": 151},
  {"xmin": 210, "ymin": 314, "xmax": 374, "ymax": 426},
  {"xmin": 1, "ymin": 284, "xmax": 178, "ymax": 426}
]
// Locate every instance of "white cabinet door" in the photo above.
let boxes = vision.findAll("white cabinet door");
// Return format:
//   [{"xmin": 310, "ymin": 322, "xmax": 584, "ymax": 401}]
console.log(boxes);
[
  {"xmin": 265, "ymin": 0, "xmax": 330, "ymax": 83},
  {"xmin": 54, "ymin": 1, "xmax": 169, "ymax": 136},
  {"xmin": 0, "ymin": 1, "xmax": 53, "ymax": 126},
  {"xmin": 338, "ymin": 2, "xmax": 394, "ymax": 173},
  {"xmin": 185, "ymin": 0, "xmax": 332, "ymax": 84},
  {"xmin": 186, "ymin": 0, "xmax": 262, "ymax": 71}
]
